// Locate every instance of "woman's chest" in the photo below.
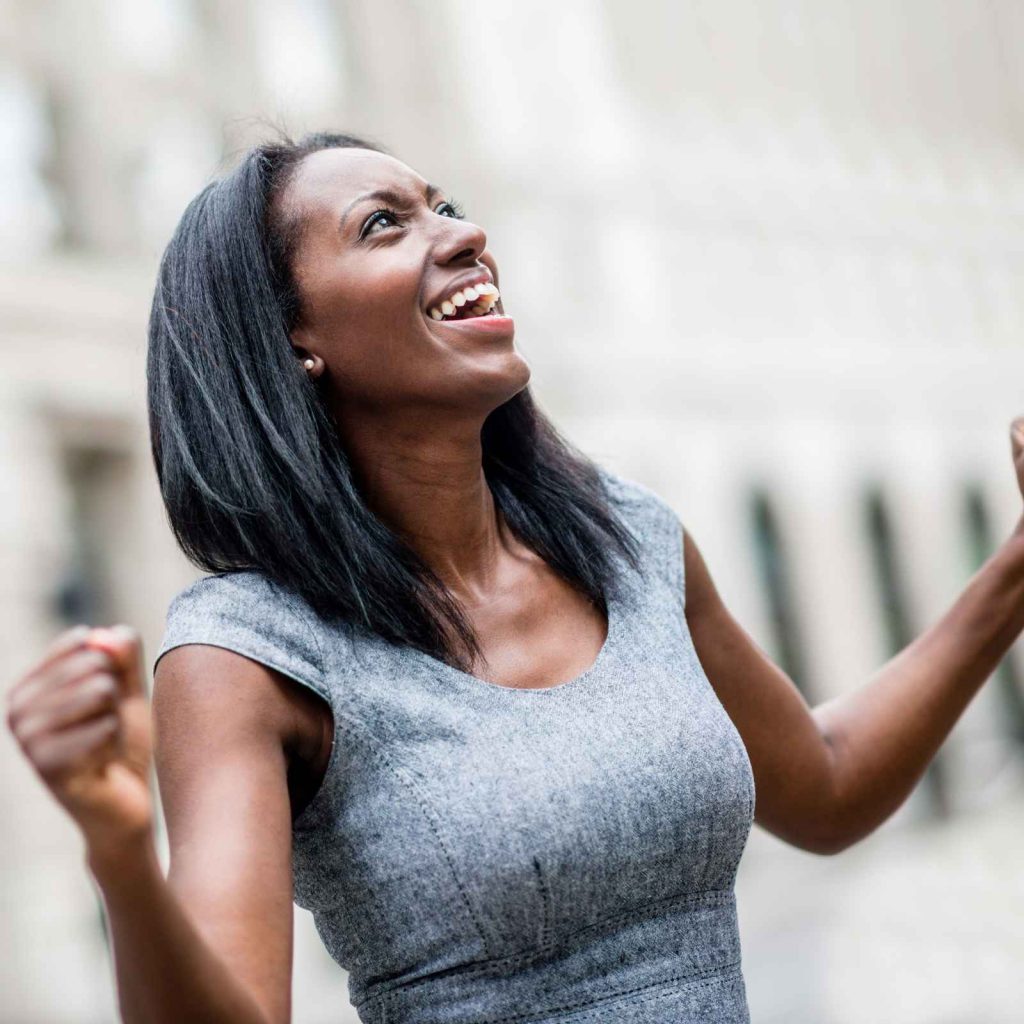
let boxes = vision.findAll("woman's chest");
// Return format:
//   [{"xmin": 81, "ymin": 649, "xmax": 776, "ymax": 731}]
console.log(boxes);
[
  {"xmin": 293, "ymin": 648, "xmax": 756, "ymax": 970},
  {"xmin": 450, "ymin": 573, "xmax": 612, "ymax": 691}
]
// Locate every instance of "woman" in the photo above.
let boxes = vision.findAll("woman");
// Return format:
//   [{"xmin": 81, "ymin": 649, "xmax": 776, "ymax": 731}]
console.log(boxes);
[{"xmin": 7, "ymin": 129, "xmax": 1024, "ymax": 1024}]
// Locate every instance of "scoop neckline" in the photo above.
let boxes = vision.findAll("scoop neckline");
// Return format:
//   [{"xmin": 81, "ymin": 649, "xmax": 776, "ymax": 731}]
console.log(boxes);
[{"xmin": 414, "ymin": 588, "xmax": 621, "ymax": 698}]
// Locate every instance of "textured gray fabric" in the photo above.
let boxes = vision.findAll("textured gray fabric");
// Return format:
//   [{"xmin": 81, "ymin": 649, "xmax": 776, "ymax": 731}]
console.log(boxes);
[{"xmin": 154, "ymin": 466, "xmax": 756, "ymax": 1023}]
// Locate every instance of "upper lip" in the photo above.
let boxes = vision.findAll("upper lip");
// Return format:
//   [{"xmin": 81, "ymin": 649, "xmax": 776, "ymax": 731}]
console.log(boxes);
[{"xmin": 424, "ymin": 269, "xmax": 494, "ymax": 314}]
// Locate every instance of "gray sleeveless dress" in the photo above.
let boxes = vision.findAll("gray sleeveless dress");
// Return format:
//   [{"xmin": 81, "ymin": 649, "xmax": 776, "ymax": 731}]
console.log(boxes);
[{"xmin": 153, "ymin": 467, "xmax": 756, "ymax": 1023}]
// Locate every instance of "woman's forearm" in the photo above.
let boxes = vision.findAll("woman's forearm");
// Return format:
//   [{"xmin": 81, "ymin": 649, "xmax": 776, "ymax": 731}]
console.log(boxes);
[
  {"xmin": 87, "ymin": 837, "xmax": 274, "ymax": 1024},
  {"xmin": 812, "ymin": 516, "xmax": 1024, "ymax": 852}
]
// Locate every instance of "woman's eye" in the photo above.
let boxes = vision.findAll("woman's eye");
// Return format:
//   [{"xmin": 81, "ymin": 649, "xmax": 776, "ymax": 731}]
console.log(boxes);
[
  {"xmin": 363, "ymin": 209, "xmax": 401, "ymax": 237},
  {"xmin": 437, "ymin": 198, "xmax": 467, "ymax": 220},
  {"xmin": 361, "ymin": 199, "xmax": 466, "ymax": 238}
]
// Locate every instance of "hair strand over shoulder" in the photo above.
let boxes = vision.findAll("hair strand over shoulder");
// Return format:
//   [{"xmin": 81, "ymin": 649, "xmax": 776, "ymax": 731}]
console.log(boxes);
[{"xmin": 147, "ymin": 128, "xmax": 642, "ymax": 673}]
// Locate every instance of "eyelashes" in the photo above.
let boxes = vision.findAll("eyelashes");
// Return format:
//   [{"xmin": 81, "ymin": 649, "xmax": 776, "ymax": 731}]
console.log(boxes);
[
  {"xmin": 442, "ymin": 196, "xmax": 467, "ymax": 220},
  {"xmin": 360, "ymin": 196, "xmax": 468, "ymax": 238}
]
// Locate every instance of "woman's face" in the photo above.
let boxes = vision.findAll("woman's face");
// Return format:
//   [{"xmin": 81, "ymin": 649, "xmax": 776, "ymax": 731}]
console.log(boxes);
[{"xmin": 280, "ymin": 146, "xmax": 530, "ymax": 422}]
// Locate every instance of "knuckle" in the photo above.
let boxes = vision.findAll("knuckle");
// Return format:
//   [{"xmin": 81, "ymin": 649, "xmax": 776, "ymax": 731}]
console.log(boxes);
[
  {"xmin": 86, "ymin": 649, "xmax": 114, "ymax": 672},
  {"xmin": 90, "ymin": 686, "xmax": 119, "ymax": 714},
  {"xmin": 11, "ymin": 704, "xmax": 36, "ymax": 733},
  {"xmin": 93, "ymin": 716, "xmax": 120, "ymax": 747},
  {"xmin": 94, "ymin": 674, "xmax": 119, "ymax": 701},
  {"xmin": 6, "ymin": 676, "xmax": 37, "ymax": 712},
  {"xmin": 9, "ymin": 701, "xmax": 38, "ymax": 735},
  {"xmin": 27, "ymin": 738, "xmax": 59, "ymax": 778}
]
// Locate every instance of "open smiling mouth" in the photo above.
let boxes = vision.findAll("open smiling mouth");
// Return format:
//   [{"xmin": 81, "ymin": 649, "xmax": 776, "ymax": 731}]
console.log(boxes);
[{"xmin": 426, "ymin": 281, "xmax": 503, "ymax": 322}]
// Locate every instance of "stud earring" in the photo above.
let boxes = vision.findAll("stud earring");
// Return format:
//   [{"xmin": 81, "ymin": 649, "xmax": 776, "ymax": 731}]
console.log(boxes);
[{"xmin": 303, "ymin": 358, "xmax": 315, "ymax": 371}]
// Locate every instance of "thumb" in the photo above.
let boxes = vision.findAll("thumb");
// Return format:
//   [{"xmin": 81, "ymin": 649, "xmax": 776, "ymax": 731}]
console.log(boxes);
[
  {"xmin": 1012, "ymin": 418, "xmax": 1024, "ymax": 451},
  {"xmin": 85, "ymin": 625, "xmax": 146, "ymax": 699}
]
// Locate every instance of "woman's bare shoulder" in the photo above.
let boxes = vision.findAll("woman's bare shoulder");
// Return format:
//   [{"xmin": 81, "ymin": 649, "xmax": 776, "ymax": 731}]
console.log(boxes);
[
  {"xmin": 151, "ymin": 643, "xmax": 312, "ymax": 1024},
  {"xmin": 153, "ymin": 642, "xmax": 319, "ymax": 764}
]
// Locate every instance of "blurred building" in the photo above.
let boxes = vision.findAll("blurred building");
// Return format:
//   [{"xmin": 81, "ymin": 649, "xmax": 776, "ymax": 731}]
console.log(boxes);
[{"xmin": 1, "ymin": 2, "xmax": 1023, "ymax": 1022}]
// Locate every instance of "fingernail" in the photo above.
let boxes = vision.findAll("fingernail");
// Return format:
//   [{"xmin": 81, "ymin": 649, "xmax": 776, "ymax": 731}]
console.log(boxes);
[{"xmin": 85, "ymin": 628, "xmax": 120, "ymax": 657}]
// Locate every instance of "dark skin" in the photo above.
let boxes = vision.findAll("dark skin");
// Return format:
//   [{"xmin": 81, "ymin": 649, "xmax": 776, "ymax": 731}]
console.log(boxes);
[
  {"xmin": 7, "ymin": 143, "xmax": 1024, "ymax": 1023},
  {"xmin": 283, "ymin": 147, "xmax": 610, "ymax": 691}
]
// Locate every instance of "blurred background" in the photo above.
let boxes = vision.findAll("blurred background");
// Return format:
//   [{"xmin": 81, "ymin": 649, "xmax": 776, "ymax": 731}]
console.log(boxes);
[{"xmin": 2, "ymin": 0, "xmax": 1023, "ymax": 1021}]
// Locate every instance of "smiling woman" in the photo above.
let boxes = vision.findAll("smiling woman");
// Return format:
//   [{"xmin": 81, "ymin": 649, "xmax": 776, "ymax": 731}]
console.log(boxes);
[
  {"xmin": 6, "ymin": 127, "xmax": 762, "ymax": 1024},
  {"xmin": 148, "ymin": 131, "xmax": 634, "ymax": 673},
  {"xmin": 138, "ymin": 128, "xmax": 761, "ymax": 1024}
]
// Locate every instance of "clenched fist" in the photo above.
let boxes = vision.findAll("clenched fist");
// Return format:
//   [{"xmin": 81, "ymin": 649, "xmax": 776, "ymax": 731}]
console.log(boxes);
[
  {"xmin": 1012, "ymin": 418, "xmax": 1024, "ymax": 504},
  {"xmin": 5, "ymin": 623, "xmax": 154, "ymax": 858}
]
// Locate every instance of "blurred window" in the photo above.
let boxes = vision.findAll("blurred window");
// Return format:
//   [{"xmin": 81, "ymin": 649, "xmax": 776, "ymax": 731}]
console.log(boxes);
[
  {"xmin": 962, "ymin": 483, "xmax": 1024, "ymax": 747},
  {"xmin": 0, "ymin": 62, "xmax": 60, "ymax": 256},
  {"xmin": 50, "ymin": 445, "xmax": 130, "ymax": 629},
  {"xmin": 747, "ymin": 486, "xmax": 813, "ymax": 701},
  {"xmin": 863, "ymin": 483, "xmax": 951, "ymax": 819}
]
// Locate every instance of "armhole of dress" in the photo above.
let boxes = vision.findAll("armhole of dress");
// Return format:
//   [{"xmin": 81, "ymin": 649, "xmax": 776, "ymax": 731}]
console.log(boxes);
[
  {"xmin": 257, "ymin": 585, "xmax": 339, "ymax": 832},
  {"xmin": 278, "ymin": 597, "xmax": 342, "ymax": 833},
  {"xmin": 153, "ymin": 575, "xmax": 338, "ymax": 831},
  {"xmin": 598, "ymin": 464, "xmax": 687, "ymax": 613}
]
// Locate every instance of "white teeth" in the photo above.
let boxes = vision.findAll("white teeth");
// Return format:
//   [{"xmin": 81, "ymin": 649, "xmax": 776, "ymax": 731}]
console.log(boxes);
[{"xmin": 426, "ymin": 282, "xmax": 501, "ymax": 322}]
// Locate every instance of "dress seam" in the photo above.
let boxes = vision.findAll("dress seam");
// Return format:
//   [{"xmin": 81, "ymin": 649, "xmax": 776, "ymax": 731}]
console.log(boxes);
[
  {"xmin": 532, "ymin": 857, "xmax": 552, "ymax": 949},
  {"xmin": 358, "ymin": 888, "xmax": 734, "ymax": 1006},
  {"xmin": 484, "ymin": 961, "xmax": 744, "ymax": 1024},
  {"xmin": 309, "ymin": 717, "xmax": 497, "ymax": 962}
]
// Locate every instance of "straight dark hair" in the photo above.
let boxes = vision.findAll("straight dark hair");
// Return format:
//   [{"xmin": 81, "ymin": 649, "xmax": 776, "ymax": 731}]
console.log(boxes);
[{"xmin": 146, "ymin": 129, "xmax": 642, "ymax": 672}]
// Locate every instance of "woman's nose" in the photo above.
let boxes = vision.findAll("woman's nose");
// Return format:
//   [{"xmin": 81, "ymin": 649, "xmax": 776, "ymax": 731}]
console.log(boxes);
[{"xmin": 435, "ymin": 216, "xmax": 487, "ymax": 265}]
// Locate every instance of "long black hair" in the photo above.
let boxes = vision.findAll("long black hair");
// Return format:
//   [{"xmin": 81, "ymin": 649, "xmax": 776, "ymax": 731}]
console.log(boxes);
[{"xmin": 147, "ymin": 128, "xmax": 641, "ymax": 672}]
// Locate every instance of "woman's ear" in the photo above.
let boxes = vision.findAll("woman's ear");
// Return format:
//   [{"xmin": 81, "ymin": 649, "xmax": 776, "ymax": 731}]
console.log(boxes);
[{"xmin": 291, "ymin": 327, "xmax": 324, "ymax": 379}]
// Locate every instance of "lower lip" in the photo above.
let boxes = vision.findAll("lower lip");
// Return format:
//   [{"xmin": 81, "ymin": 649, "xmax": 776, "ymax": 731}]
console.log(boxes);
[{"xmin": 428, "ymin": 313, "xmax": 515, "ymax": 334}]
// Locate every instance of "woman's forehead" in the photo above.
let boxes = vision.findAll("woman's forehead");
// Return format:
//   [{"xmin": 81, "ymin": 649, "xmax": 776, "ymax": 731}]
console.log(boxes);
[{"xmin": 290, "ymin": 147, "xmax": 426, "ymax": 204}]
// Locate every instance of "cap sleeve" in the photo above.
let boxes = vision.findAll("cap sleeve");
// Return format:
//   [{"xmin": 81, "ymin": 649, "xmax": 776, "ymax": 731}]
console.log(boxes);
[
  {"xmin": 153, "ymin": 571, "xmax": 328, "ymax": 704},
  {"xmin": 597, "ymin": 464, "xmax": 686, "ymax": 610}
]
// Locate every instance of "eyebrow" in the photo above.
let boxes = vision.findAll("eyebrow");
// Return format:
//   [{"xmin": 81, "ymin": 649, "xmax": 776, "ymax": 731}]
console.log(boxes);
[{"xmin": 339, "ymin": 182, "xmax": 443, "ymax": 234}]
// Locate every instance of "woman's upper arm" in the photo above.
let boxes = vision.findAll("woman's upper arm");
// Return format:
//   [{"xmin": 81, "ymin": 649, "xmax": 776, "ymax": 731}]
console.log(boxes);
[
  {"xmin": 681, "ymin": 526, "xmax": 845, "ymax": 854},
  {"xmin": 152, "ymin": 644, "xmax": 304, "ymax": 1024}
]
